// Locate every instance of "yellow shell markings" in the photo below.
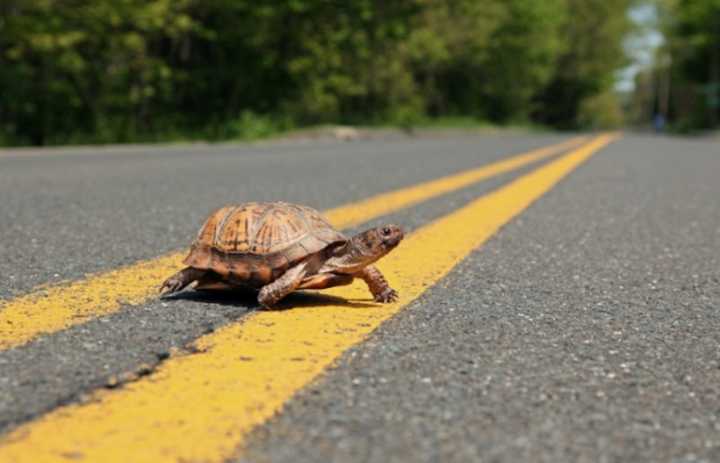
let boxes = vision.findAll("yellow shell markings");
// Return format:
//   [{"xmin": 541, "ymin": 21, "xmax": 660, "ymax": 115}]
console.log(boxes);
[
  {"xmin": 0, "ymin": 134, "xmax": 619, "ymax": 463},
  {"xmin": 0, "ymin": 137, "xmax": 585, "ymax": 351}
]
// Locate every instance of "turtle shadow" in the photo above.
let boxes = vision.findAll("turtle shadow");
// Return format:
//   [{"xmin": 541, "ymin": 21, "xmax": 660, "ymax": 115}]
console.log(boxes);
[
  {"xmin": 275, "ymin": 292, "xmax": 378, "ymax": 310},
  {"xmin": 162, "ymin": 289, "xmax": 377, "ymax": 310},
  {"xmin": 162, "ymin": 289, "xmax": 257, "ymax": 309}
]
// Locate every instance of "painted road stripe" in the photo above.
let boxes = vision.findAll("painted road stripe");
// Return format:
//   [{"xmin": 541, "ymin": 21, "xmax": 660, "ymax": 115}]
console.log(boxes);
[
  {"xmin": 0, "ymin": 134, "xmax": 618, "ymax": 463},
  {"xmin": 322, "ymin": 136, "xmax": 586, "ymax": 228},
  {"xmin": 0, "ymin": 137, "xmax": 585, "ymax": 351}
]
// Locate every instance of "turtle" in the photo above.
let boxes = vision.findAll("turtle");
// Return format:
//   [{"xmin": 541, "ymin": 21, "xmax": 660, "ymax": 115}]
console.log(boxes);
[{"xmin": 159, "ymin": 201, "xmax": 404, "ymax": 308}]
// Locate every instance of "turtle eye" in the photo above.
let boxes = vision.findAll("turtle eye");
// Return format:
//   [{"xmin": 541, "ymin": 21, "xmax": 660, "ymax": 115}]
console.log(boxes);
[{"xmin": 382, "ymin": 227, "xmax": 392, "ymax": 236}]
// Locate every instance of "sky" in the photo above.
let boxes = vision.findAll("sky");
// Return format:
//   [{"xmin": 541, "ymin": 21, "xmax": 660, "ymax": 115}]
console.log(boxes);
[{"xmin": 616, "ymin": 3, "xmax": 665, "ymax": 92}]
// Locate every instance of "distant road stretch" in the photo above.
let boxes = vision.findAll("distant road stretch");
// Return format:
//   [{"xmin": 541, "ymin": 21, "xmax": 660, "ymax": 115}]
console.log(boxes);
[{"xmin": 0, "ymin": 133, "xmax": 718, "ymax": 463}]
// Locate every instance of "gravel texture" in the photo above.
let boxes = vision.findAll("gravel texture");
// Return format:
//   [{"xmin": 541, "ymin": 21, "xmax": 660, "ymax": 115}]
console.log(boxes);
[
  {"xmin": 237, "ymin": 136, "xmax": 720, "ymax": 463},
  {"xmin": 0, "ymin": 134, "xmax": 568, "ymax": 299},
  {"xmin": 2, "ymin": 135, "xmax": 718, "ymax": 463},
  {"xmin": 0, "ymin": 134, "xmax": 563, "ymax": 431}
]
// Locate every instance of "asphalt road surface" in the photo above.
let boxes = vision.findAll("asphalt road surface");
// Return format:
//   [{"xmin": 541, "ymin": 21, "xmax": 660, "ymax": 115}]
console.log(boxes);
[{"xmin": 0, "ymin": 133, "xmax": 718, "ymax": 463}]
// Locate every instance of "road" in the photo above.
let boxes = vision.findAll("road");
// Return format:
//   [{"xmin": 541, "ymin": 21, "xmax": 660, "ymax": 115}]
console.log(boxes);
[{"xmin": 0, "ymin": 133, "xmax": 718, "ymax": 463}]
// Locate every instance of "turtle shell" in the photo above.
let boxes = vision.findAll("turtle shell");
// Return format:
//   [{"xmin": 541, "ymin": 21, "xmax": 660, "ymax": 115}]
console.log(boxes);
[{"xmin": 184, "ymin": 202, "xmax": 346, "ymax": 287}]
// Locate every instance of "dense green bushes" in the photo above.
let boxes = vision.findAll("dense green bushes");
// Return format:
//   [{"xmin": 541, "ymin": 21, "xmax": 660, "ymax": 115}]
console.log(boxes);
[
  {"xmin": 0, "ymin": 0, "xmax": 631, "ymax": 146},
  {"xmin": 659, "ymin": 0, "xmax": 720, "ymax": 130}
]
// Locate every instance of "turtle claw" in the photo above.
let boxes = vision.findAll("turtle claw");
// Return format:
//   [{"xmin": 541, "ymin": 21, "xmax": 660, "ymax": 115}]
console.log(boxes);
[
  {"xmin": 159, "ymin": 277, "xmax": 184, "ymax": 296},
  {"xmin": 374, "ymin": 288, "xmax": 399, "ymax": 303},
  {"xmin": 159, "ymin": 267, "xmax": 206, "ymax": 297}
]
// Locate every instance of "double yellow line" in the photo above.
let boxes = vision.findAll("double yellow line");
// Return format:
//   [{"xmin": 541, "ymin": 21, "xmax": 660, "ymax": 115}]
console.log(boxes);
[
  {"xmin": 0, "ymin": 134, "xmax": 618, "ymax": 462},
  {"xmin": 0, "ymin": 136, "xmax": 585, "ymax": 351}
]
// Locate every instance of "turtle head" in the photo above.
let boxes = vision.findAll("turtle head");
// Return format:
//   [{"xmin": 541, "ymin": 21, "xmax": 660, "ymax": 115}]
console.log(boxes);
[
  {"xmin": 325, "ymin": 225, "xmax": 404, "ymax": 274},
  {"xmin": 362, "ymin": 225, "xmax": 405, "ymax": 252},
  {"xmin": 356, "ymin": 225, "xmax": 404, "ymax": 253}
]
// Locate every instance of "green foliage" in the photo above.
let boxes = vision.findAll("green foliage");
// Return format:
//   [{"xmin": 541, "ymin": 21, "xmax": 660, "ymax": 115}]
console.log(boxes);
[
  {"xmin": 578, "ymin": 91, "xmax": 626, "ymax": 128},
  {"xmin": 659, "ymin": 0, "xmax": 720, "ymax": 129},
  {"xmin": 0, "ymin": 0, "xmax": 197, "ymax": 145},
  {"xmin": 0, "ymin": 0, "xmax": 634, "ymax": 146},
  {"xmin": 219, "ymin": 112, "xmax": 291, "ymax": 141},
  {"xmin": 481, "ymin": 0, "xmax": 567, "ymax": 121},
  {"xmin": 535, "ymin": 0, "xmax": 632, "ymax": 129}
]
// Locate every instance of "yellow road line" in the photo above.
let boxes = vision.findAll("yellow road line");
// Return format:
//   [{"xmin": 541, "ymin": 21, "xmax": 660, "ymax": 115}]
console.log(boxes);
[
  {"xmin": 0, "ymin": 134, "xmax": 619, "ymax": 463},
  {"xmin": 323, "ymin": 136, "xmax": 586, "ymax": 227},
  {"xmin": 0, "ymin": 137, "xmax": 584, "ymax": 351}
]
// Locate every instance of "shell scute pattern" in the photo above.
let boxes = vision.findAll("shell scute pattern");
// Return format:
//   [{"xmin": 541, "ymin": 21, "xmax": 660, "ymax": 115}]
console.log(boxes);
[
  {"xmin": 183, "ymin": 202, "xmax": 346, "ymax": 286},
  {"xmin": 297, "ymin": 205, "xmax": 344, "ymax": 244},
  {"xmin": 211, "ymin": 203, "xmax": 309, "ymax": 254}
]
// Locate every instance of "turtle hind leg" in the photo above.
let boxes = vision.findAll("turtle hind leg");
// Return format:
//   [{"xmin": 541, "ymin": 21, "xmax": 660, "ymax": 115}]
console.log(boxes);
[
  {"xmin": 195, "ymin": 271, "xmax": 235, "ymax": 291},
  {"xmin": 159, "ymin": 267, "xmax": 207, "ymax": 296}
]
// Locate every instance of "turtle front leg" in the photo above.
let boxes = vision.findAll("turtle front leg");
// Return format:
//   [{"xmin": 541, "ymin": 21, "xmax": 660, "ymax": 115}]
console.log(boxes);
[
  {"xmin": 258, "ymin": 263, "xmax": 309, "ymax": 308},
  {"xmin": 160, "ymin": 267, "xmax": 207, "ymax": 296},
  {"xmin": 358, "ymin": 266, "xmax": 398, "ymax": 303}
]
